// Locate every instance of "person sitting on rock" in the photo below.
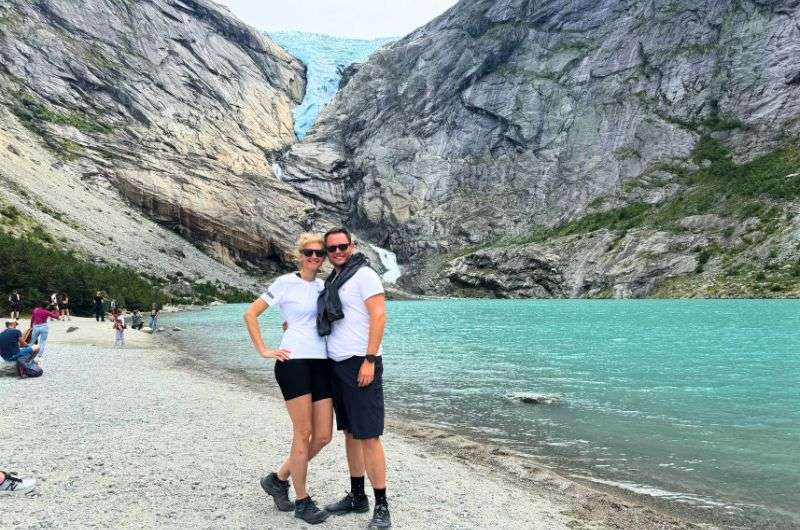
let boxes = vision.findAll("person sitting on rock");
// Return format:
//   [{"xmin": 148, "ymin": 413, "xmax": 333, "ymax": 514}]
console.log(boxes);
[
  {"xmin": 0, "ymin": 320, "xmax": 40, "ymax": 364},
  {"xmin": 131, "ymin": 309, "xmax": 144, "ymax": 331}
]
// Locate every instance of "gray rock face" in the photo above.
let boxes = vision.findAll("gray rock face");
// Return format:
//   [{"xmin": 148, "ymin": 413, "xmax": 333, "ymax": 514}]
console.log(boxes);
[
  {"xmin": 282, "ymin": 0, "xmax": 800, "ymax": 295},
  {"xmin": 432, "ymin": 227, "xmax": 727, "ymax": 298},
  {"xmin": 0, "ymin": 0, "xmax": 314, "ymax": 275}
]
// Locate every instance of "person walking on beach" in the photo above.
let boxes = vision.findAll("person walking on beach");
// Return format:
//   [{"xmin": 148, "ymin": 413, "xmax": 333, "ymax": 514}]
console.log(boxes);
[
  {"xmin": 93, "ymin": 292, "xmax": 105, "ymax": 322},
  {"xmin": 7, "ymin": 290, "xmax": 21, "ymax": 321},
  {"xmin": 112, "ymin": 308, "xmax": 125, "ymax": 348},
  {"xmin": 318, "ymin": 228, "xmax": 391, "ymax": 529},
  {"xmin": 149, "ymin": 304, "xmax": 159, "ymax": 331},
  {"xmin": 244, "ymin": 233, "xmax": 332, "ymax": 525},
  {"xmin": 30, "ymin": 300, "xmax": 60, "ymax": 360}
]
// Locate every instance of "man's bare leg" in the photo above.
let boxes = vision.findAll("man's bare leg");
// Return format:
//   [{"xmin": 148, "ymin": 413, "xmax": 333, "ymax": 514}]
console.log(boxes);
[{"xmin": 361, "ymin": 437, "xmax": 386, "ymax": 489}]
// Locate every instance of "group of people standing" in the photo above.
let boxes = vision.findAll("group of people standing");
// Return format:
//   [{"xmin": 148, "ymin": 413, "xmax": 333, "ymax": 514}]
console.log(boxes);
[
  {"xmin": 244, "ymin": 228, "xmax": 391, "ymax": 529},
  {"xmin": 7, "ymin": 290, "xmax": 70, "ymax": 321}
]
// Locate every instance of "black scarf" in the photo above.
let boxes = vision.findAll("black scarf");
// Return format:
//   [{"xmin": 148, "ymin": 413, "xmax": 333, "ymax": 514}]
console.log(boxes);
[{"xmin": 316, "ymin": 253, "xmax": 370, "ymax": 336}]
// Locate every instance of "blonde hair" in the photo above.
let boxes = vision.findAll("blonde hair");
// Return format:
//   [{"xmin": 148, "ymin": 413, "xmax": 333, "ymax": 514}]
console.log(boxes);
[{"xmin": 296, "ymin": 232, "xmax": 325, "ymax": 261}]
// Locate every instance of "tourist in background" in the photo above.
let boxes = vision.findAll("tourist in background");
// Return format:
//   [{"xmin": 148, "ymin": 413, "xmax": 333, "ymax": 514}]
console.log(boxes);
[
  {"xmin": 131, "ymin": 309, "xmax": 144, "ymax": 330},
  {"xmin": 149, "ymin": 304, "xmax": 160, "ymax": 331},
  {"xmin": 0, "ymin": 320, "xmax": 40, "ymax": 363},
  {"xmin": 244, "ymin": 233, "xmax": 332, "ymax": 525},
  {"xmin": 30, "ymin": 301, "xmax": 60, "ymax": 360},
  {"xmin": 112, "ymin": 308, "xmax": 125, "ymax": 348},
  {"xmin": 50, "ymin": 292, "xmax": 58, "ymax": 307},
  {"xmin": 93, "ymin": 291, "xmax": 104, "ymax": 322},
  {"xmin": 7, "ymin": 290, "xmax": 21, "ymax": 321},
  {"xmin": 59, "ymin": 293, "xmax": 71, "ymax": 321}
]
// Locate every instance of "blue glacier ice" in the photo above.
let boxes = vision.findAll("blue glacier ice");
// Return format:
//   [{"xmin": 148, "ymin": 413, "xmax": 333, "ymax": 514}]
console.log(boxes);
[{"xmin": 267, "ymin": 32, "xmax": 394, "ymax": 138}]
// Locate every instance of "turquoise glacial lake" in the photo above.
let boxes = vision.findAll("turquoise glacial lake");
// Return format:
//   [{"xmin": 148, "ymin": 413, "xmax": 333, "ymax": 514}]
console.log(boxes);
[{"xmin": 167, "ymin": 299, "xmax": 799, "ymax": 527}]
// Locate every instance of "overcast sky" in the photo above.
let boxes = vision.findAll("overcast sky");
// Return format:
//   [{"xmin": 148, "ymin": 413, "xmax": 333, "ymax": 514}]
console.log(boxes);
[{"xmin": 213, "ymin": 0, "xmax": 458, "ymax": 39}]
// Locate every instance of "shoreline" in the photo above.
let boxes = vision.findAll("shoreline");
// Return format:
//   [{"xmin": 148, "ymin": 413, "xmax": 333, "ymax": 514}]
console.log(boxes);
[
  {"xmin": 2, "ymin": 316, "xmax": 703, "ymax": 528},
  {"xmin": 158, "ymin": 329, "xmax": 712, "ymax": 529}
]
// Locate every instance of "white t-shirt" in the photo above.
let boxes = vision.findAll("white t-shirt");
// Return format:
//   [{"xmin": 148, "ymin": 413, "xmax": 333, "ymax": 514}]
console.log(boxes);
[
  {"xmin": 260, "ymin": 273, "xmax": 326, "ymax": 360},
  {"xmin": 326, "ymin": 267, "xmax": 385, "ymax": 362}
]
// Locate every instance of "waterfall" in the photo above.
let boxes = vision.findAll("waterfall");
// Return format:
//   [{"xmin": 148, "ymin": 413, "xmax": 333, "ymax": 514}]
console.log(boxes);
[
  {"xmin": 272, "ymin": 162, "xmax": 284, "ymax": 180},
  {"xmin": 369, "ymin": 244, "xmax": 402, "ymax": 283}
]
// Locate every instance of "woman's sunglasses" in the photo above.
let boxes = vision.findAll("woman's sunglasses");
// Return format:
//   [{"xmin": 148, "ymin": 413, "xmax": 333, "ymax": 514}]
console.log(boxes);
[
  {"xmin": 326, "ymin": 243, "xmax": 350, "ymax": 253},
  {"xmin": 301, "ymin": 249, "xmax": 325, "ymax": 258}
]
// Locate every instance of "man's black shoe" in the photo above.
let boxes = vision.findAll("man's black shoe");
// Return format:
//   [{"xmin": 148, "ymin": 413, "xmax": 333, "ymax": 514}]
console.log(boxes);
[
  {"xmin": 295, "ymin": 497, "xmax": 329, "ymax": 524},
  {"xmin": 325, "ymin": 491, "xmax": 370, "ymax": 514},
  {"xmin": 260, "ymin": 472, "xmax": 294, "ymax": 512},
  {"xmin": 368, "ymin": 503, "xmax": 391, "ymax": 529}
]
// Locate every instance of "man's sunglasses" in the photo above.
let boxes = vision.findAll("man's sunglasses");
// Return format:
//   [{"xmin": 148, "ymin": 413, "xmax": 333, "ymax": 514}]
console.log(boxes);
[
  {"xmin": 326, "ymin": 243, "xmax": 351, "ymax": 253},
  {"xmin": 301, "ymin": 249, "xmax": 325, "ymax": 258}
]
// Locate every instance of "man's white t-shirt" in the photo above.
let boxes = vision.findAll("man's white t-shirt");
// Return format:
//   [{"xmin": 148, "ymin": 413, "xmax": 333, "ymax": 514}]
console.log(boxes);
[
  {"xmin": 326, "ymin": 266, "xmax": 385, "ymax": 362},
  {"xmin": 260, "ymin": 273, "xmax": 326, "ymax": 360}
]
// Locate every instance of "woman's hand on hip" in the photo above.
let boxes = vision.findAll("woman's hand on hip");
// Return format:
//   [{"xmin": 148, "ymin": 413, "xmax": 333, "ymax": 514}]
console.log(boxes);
[{"xmin": 261, "ymin": 348, "xmax": 291, "ymax": 361}]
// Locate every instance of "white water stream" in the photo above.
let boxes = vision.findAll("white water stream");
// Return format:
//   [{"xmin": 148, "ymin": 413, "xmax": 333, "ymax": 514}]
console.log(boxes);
[{"xmin": 369, "ymin": 244, "xmax": 402, "ymax": 283}]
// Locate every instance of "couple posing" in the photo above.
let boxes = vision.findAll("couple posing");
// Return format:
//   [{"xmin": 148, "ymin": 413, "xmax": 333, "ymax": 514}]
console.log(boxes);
[{"xmin": 244, "ymin": 228, "xmax": 390, "ymax": 528}]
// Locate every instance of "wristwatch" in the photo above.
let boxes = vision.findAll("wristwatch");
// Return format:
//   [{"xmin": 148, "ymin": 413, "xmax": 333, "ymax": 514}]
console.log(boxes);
[{"xmin": 364, "ymin": 354, "xmax": 377, "ymax": 364}]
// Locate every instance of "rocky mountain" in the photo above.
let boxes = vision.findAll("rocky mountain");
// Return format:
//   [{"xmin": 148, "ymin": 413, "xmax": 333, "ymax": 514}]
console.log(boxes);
[
  {"xmin": 0, "ymin": 0, "xmax": 314, "ymax": 290},
  {"xmin": 282, "ymin": 0, "xmax": 800, "ymax": 297}
]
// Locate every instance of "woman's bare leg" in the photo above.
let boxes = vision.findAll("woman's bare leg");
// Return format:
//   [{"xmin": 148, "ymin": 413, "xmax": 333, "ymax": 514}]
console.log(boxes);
[
  {"xmin": 278, "ymin": 397, "xmax": 333, "ymax": 480},
  {"xmin": 278, "ymin": 394, "xmax": 313, "ymax": 499}
]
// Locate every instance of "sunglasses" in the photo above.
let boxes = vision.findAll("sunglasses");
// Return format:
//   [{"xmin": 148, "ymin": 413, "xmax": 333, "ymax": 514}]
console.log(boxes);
[
  {"xmin": 326, "ymin": 243, "xmax": 350, "ymax": 253},
  {"xmin": 301, "ymin": 249, "xmax": 325, "ymax": 258}
]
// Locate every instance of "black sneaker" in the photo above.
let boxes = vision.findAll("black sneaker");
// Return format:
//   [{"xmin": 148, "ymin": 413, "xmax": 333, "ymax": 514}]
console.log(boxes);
[
  {"xmin": 368, "ymin": 503, "xmax": 391, "ymax": 529},
  {"xmin": 294, "ymin": 497, "xmax": 329, "ymax": 525},
  {"xmin": 325, "ymin": 491, "xmax": 370, "ymax": 514},
  {"xmin": 260, "ymin": 472, "xmax": 294, "ymax": 512}
]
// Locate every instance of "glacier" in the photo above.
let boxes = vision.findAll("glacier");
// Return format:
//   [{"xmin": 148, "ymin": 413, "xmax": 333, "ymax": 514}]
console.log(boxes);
[{"xmin": 267, "ymin": 32, "xmax": 394, "ymax": 138}]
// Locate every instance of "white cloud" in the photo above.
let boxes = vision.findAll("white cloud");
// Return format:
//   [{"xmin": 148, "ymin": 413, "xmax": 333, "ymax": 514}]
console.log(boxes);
[{"xmin": 213, "ymin": 0, "xmax": 458, "ymax": 39}]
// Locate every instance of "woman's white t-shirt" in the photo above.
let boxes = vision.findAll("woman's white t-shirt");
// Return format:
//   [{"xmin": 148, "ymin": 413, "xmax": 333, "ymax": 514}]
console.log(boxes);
[{"xmin": 260, "ymin": 273, "xmax": 326, "ymax": 360}]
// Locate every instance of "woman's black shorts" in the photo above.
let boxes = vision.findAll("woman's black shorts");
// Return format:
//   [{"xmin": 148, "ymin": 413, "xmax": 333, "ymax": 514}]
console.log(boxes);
[{"xmin": 274, "ymin": 358, "xmax": 333, "ymax": 402}]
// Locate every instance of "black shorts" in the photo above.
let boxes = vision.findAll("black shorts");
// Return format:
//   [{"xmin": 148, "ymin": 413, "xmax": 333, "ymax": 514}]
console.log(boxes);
[
  {"xmin": 274, "ymin": 358, "xmax": 333, "ymax": 402},
  {"xmin": 332, "ymin": 356, "xmax": 384, "ymax": 440}
]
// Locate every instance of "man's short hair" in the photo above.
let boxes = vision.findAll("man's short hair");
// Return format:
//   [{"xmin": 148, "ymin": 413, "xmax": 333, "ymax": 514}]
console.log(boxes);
[
  {"xmin": 5, "ymin": 320, "xmax": 17, "ymax": 328},
  {"xmin": 323, "ymin": 227, "xmax": 352, "ymax": 244}
]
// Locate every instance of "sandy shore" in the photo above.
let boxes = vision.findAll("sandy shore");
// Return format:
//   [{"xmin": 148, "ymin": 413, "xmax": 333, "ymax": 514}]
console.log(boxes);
[{"xmin": 1, "ymin": 317, "xmax": 703, "ymax": 529}]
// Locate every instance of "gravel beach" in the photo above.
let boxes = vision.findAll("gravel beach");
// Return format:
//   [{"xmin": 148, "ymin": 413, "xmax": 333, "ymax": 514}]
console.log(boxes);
[{"xmin": 1, "ymin": 317, "xmax": 700, "ymax": 529}]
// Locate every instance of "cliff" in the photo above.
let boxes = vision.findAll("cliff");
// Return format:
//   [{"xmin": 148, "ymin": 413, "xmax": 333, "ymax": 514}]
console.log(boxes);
[
  {"xmin": 0, "ymin": 0, "xmax": 312, "ymax": 288},
  {"xmin": 281, "ymin": 0, "xmax": 800, "ymax": 297}
]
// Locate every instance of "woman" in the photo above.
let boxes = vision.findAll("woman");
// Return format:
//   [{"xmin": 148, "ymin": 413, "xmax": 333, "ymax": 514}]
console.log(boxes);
[
  {"xmin": 30, "ymin": 300, "xmax": 60, "ymax": 359},
  {"xmin": 244, "ymin": 233, "xmax": 332, "ymax": 525}
]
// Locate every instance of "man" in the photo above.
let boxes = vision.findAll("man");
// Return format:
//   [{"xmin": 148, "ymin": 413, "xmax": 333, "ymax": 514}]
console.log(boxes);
[
  {"xmin": 318, "ymin": 228, "xmax": 391, "ymax": 529},
  {"xmin": 0, "ymin": 320, "xmax": 40, "ymax": 368}
]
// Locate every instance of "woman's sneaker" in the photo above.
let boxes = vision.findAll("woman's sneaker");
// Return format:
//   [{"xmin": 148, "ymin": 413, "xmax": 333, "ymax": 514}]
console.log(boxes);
[
  {"xmin": 294, "ymin": 497, "xmax": 329, "ymax": 524},
  {"xmin": 260, "ymin": 472, "xmax": 293, "ymax": 511},
  {"xmin": 325, "ymin": 491, "xmax": 370, "ymax": 514},
  {"xmin": 0, "ymin": 472, "xmax": 36, "ymax": 495}
]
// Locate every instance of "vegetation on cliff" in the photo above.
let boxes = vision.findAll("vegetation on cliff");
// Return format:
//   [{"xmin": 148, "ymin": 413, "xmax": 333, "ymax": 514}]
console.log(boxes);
[{"xmin": 1, "ymin": 204, "xmax": 252, "ymax": 314}]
